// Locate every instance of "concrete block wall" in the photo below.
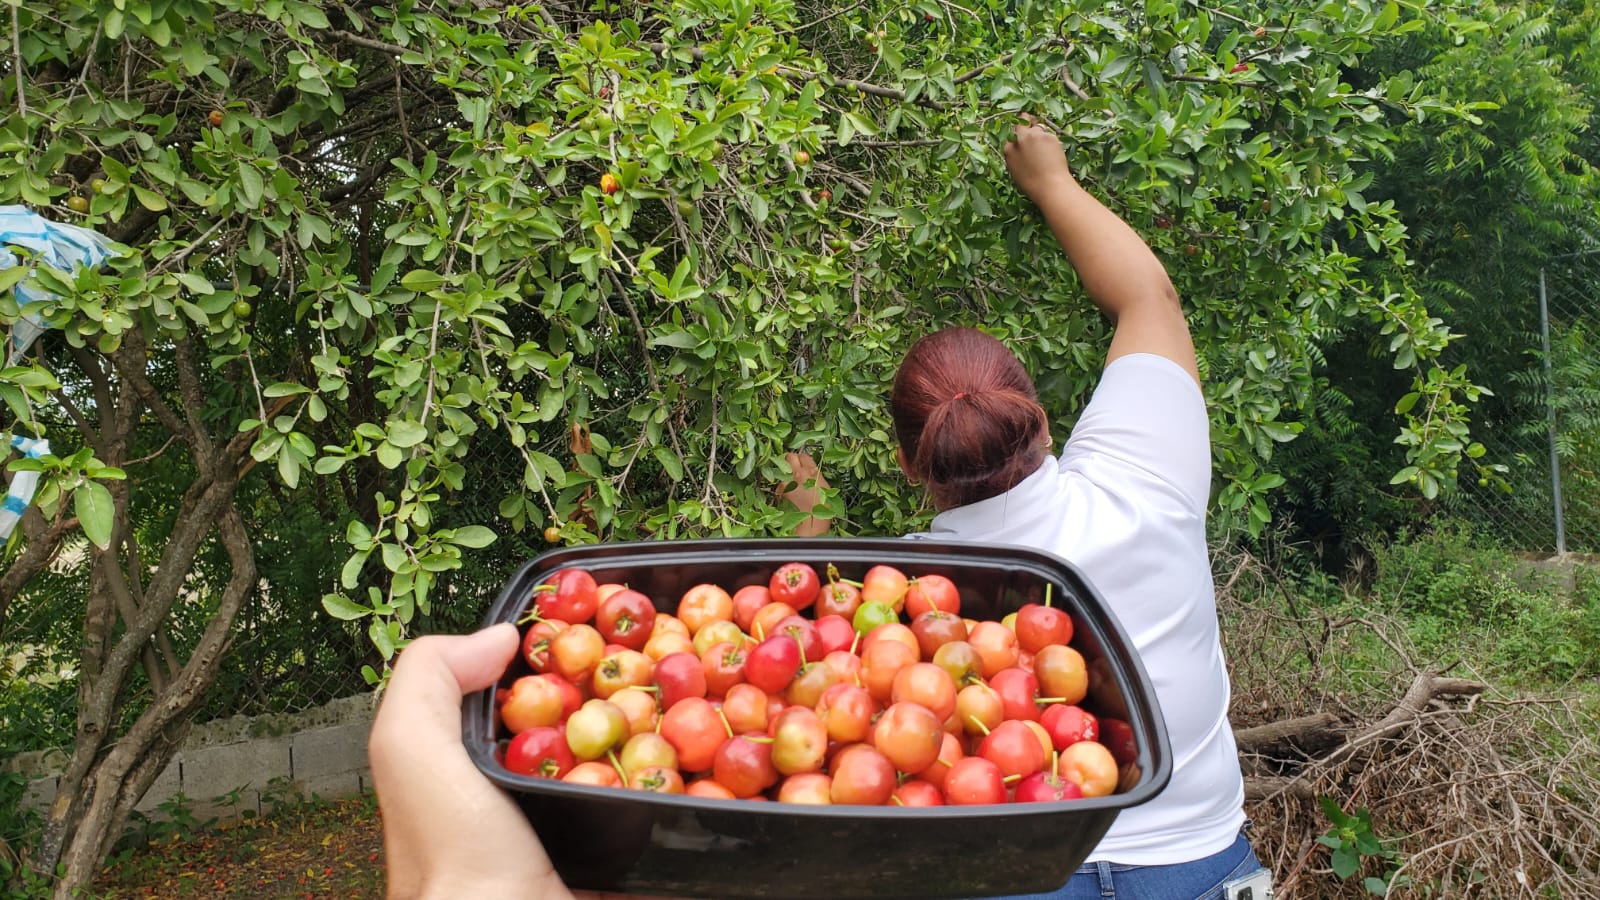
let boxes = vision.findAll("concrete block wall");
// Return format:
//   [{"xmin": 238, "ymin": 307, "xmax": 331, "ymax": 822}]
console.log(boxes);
[{"xmin": 8, "ymin": 693, "xmax": 377, "ymax": 826}]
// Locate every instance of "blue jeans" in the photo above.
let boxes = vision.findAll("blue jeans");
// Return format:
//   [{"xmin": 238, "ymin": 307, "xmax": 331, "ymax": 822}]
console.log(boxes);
[{"xmin": 992, "ymin": 828, "xmax": 1263, "ymax": 899}]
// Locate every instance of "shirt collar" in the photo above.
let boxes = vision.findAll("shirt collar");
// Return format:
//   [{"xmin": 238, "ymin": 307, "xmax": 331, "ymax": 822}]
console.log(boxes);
[{"xmin": 925, "ymin": 456, "xmax": 1057, "ymax": 537}]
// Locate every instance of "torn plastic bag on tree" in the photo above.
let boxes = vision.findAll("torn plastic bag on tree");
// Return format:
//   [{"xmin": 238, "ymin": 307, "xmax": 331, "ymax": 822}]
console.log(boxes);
[
  {"xmin": 0, "ymin": 205, "xmax": 119, "ymax": 539},
  {"xmin": 1, "ymin": 204, "xmax": 118, "ymax": 364}
]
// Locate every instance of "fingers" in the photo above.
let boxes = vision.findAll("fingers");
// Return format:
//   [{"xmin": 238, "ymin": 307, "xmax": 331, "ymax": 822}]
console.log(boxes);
[
  {"xmin": 380, "ymin": 624, "xmax": 519, "ymax": 735},
  {"xmin": 372, "ymin": 625, "xmax": 518, "ymax": 778}
]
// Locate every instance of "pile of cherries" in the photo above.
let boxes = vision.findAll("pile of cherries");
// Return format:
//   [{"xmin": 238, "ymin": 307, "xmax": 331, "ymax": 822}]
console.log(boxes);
[{"xmin": 494, "ymin": 561, "xmax": 1134, "ymax": 806}]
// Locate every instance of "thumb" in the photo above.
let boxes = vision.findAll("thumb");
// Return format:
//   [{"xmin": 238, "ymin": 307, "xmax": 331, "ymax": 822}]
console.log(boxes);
[{"xmin": 433, "ymin": 622, "xmax": 520, "ymax": 694}]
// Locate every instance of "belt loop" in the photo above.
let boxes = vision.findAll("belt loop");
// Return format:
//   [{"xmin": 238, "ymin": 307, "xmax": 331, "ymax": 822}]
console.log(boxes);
[{"xmin": 1096, "ymin": 860, "xmax": 1115, "ymax": 897}]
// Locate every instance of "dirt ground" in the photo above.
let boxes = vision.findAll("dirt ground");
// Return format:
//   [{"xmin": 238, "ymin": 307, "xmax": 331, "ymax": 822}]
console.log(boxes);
[{"xmin": 92, "ymin": 795, "xmax": 384, "ymax": 899}]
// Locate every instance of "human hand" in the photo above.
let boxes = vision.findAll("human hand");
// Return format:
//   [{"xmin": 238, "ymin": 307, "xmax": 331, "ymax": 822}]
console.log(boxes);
[
  {"xmin": 776, "ymin": 451, "xmax": 830, "ymax": 537},
  {"xmin": 1002, "ymin": 116, "xmax": 1076, "ymax": 204},
  {"xmin": 369, "ymin": 624, "xmax": 650, "ymax": 899}
]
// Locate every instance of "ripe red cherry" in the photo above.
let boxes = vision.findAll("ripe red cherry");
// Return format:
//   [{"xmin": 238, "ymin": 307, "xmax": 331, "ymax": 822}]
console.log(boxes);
[
  {"xmin": 828, "ymin": 744, "xmax": 896, "ymax": 805},
  {"xmin": 943, "ymin": 756, "xmax": 1005, "ymax": 805},
  {"xmin": 859, "ymin": 565, "xmax": 909, "ymax": 612},
  {"xmin": 769, "ymin": 562, "xmax": 821, "ymax": 610},
  {"xmin": 714, "ymin": 734, "xmax": 779, "ymax": 798},
  {"xmin": 905, "ymin": 574, "xmax": 959, "ymax": 617},
  {"xmin": 814, "ymin": 614, "xmax": 856, "ymax": 656},
  {"xmin": 731, "ymin": 584, "xmax": 771, "ymax": 632},
  {"xmin": 504, "ymin": 726, "xmax": 575, "ymax": 779},
  {"xmin": 773, "ymin": 614, "xmax": 823, "ymax": 664},
  {"xmin": 1041, "ymin": 704, "xmax": 1100, "ymax": 751},
  {"xmin": 977, "ymin": 720, "xmax": 1047, "ymax": 779},
  {"xmin": 654, "ymin": 651, "xmax": 708, "ymax": 709},
  {"xmin": 1099, "ymin": 718, "xmax": 1139, "ymax": 766},
  {"xmin": 892, "ymin": 779, "xmax": 945, "ymax": 807},
  {"xmin": 746, "ymin": 635, "xmax": 803, "ymax": 694},
  {"xmin": 910, "ymin": 610, "xmax": 967, "ymax": 658},
  {"xmin": 659, "ymin": 697, "xmax": 724, "ymax": 773},
  {"xmin": 532, "ymin": 568, "xmax": 599, "ymax": 624},
  {"xmin": 815, "ymin": 580, "xmax": 862, "ymax": 619},
  {"xmin": 699, "ymin": 641, "xmax": 748, "ymax": 698},
  {"xmin": 989, "ymin": 667, "xmax": 1043, "ymax": 722},
  {"xmin": 1014, "ymin": 603, "xmax": 1072, "ymax": 653},
  {"xmin": 871, "ymin": 702, "xmax": 944, "ymax": 773},
  {"xmin": 595, "ymin": 589, "xmax": 657, "ymax": 651},
  {"xmin": 1014, "ymin": 770, "xmax": 1084, "ymax": 803}
]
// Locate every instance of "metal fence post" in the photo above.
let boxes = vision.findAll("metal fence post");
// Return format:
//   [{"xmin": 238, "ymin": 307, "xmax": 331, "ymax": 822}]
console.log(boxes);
[{"xmin": 1538, "ymin": 267, "xmax": 1567, "ymax": 555}]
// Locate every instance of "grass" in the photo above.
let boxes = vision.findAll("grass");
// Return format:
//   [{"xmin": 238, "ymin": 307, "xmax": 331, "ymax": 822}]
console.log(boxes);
[{"xmin": 91, "ymin": 792, "xmax": 384, "ymax": 899}]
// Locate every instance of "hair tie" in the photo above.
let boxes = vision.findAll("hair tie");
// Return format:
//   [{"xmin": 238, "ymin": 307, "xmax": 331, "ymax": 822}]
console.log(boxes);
[{"xmin": 952, "ymin": 392, "xmax": 968, "ymax": 401}]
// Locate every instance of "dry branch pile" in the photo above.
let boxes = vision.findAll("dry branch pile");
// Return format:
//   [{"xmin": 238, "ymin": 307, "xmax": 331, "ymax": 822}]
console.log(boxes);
[{"xmin": 1217, "ymin": 549, "xmax": 1600, "ymax": 897}]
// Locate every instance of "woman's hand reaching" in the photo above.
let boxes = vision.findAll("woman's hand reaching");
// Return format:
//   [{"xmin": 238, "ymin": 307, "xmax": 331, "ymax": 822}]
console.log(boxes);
[{"xmin": 1002, "ymin": 117, "xmax": 1077, "ymax": 204}]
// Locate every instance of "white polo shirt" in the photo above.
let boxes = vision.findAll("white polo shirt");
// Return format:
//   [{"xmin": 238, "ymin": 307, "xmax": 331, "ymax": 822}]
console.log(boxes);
[{"xmin": 908, "ymin": 352, "xmax": 1246, "ymax": 865}]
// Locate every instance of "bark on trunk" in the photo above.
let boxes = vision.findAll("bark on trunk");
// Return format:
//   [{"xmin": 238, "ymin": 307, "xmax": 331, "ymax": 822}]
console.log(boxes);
[{"xmin": 24, "ymin": 328, "xmax": 263, "ymax": 898}]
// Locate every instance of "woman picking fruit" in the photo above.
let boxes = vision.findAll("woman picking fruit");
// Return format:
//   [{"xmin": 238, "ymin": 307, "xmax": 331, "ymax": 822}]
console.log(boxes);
[
  {"xmin": 881, "ymin": 118, "xmax": 1266, "ymax": 898},
  {"xmin": 368, "ymin": 117, "xmax": 1266, "ymax": 898}
]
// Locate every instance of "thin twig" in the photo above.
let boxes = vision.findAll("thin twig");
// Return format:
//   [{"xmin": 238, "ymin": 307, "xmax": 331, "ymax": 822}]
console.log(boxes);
[
  {"xmin": 782, "ymin": 0, "xmax": 869, "ymax": 33},
  {"xmin": 952, "ymin": 52, "xmax": 1016, "ymax": 86},
  {"xmin": 331, "ymin": 29, "xmax": 410, "ymax": 57}
]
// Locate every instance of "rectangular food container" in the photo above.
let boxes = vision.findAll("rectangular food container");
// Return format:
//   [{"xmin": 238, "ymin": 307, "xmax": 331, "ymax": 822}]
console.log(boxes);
[{"xmin": 463, "ymin": 538, "xmax": 1171, "ymax": 899}]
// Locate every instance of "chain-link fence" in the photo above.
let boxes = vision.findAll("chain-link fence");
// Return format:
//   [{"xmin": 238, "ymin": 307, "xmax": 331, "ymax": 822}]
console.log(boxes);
[
  {"xmin": 0, "ymin": 393, "xmax": 585, "ymax": 761},
  {"xmin": 1445, "ymin": 249, "xmax": 1600, "ymax": 555}
]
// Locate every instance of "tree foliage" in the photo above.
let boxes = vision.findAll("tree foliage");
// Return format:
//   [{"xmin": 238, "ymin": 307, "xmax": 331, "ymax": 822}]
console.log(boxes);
[
  {"xmin": 1273, "ymin": 0, "xmax": 1600, "ymax": 556},
  {"xmin": 0, "ymin": 0, "xmax": 1511, "ymax": 891}
]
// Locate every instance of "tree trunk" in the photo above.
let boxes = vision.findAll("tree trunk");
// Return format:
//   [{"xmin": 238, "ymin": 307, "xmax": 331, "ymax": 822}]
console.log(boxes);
[
  {"xmin": 22, "ymin": 329, "xmax": 262, "ymax": 897},
  {"xmin": 48, "ymin": 506, "xmax": 256, "ymax": 896}
]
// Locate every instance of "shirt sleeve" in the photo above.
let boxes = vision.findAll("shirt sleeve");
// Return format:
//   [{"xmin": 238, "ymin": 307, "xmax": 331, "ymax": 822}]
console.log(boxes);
[{"xmin": 1059, "ymin": 353, "xmax": 1212, "ymax": 513}]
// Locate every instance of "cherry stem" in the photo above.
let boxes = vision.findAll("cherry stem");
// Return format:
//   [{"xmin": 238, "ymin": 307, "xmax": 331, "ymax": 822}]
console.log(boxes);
[
  {"xmin": 1045, "ymin": 583, "xmax": 1054, "ymax": 608},
  {"xmin": 890, "ymin": 795, "xmax": 904, "ymax": 806},
  {"xmin": 746, "ymin": 736, "xmax": 775, "ymax": 745},
  {"xmin": 826, "ymin": 563, "xmax": 841, "ymax": 584},
  {"xmin": 968, "ymin": 715, "xmax": 992, "ymax": 736},
  {"xmin": 792, "ymin": 633, "xmax": 808, "ymax": 663},
  {"xmin": 938, "ymin": 757, "xmax": 954, "ymax": 768},
  {"xmin": 1002, "ymin": 774, "xmax": 1022, "ymax": 784},
  {"xmin": 841, "ymin": 578, "xmax": 864, "ymax": 589},
  {"xmin": 607, "ymin": 749, "xmax": 628, "ymax": 783},
  {"xmin": 754, "ymin": 621, "xmax": 766, "ymax": 642},
  {"xmin": 717, "ymin": 707, "xmax": 733, "ymax": 738},
  {"xmin": 1035, "ymin": 696, "xmax": 1066, "ymax": 705},
  {"xmin": 848, "ymin": 631, "xmax": 861, "ymax": 656},
  {"xmin": 1051, "ymin": 750, "xmax": 1060, "ymax": 780}
]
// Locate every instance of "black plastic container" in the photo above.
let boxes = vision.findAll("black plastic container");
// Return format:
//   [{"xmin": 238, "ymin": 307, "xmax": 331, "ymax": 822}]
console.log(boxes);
[{"xmin": 464, "ymin": 538, "xmax": 1171, "ymax": 899}]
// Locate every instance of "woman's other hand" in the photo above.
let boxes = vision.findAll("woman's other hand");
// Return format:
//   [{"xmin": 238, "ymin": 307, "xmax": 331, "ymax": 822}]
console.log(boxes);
[
  {"xmin": 1002, "ymin": 117, "xmax": 1076, "ymax": 203},
  {"xmin": 776, "ymin": 451, "xmax": 831, "ymax": 537}
]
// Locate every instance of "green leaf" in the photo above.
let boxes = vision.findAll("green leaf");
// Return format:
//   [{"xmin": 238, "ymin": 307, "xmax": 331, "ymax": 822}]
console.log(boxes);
[
  {"xmin": 649, "ymin": 330, "xmax": 699, "ymax": 349},
  {"xmin": 75, "ymin": 480, "xmax": 115, "ymax": 550},
  {"xmin": 132, "ymin": 185, "xmax": 168, "ymax": 211},
  {"xmin": 450, "ymin": 525, "xmax": 496, "ymax": 549},
  {"xmin": 1331, "ymin": 845, "xmax": 1361, "ymax": 879},
  {"xmin": 369, "ymin": 618, "xmax": 397, "ymax": 659},
  {"xmin": 654, "ymin": 446, "xmax": 684, "ymax": 481},
  {"xmin": 238, "ymin": 164, "xmax": 264, "ymax": 207},
  {"xmin": 340, "ymin": 549, "xmax": 371, "ymax": 588},
  {"xmin": 321, "ymin": 593, "xmax": 371, "ymax": 621},
  {"xmin": 387, "ymin": 419, "xmax": 428, "ymax": 448},
  {"xmin": 400, "ymin": 269, "xmax": 446, "ymax": 292}
]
